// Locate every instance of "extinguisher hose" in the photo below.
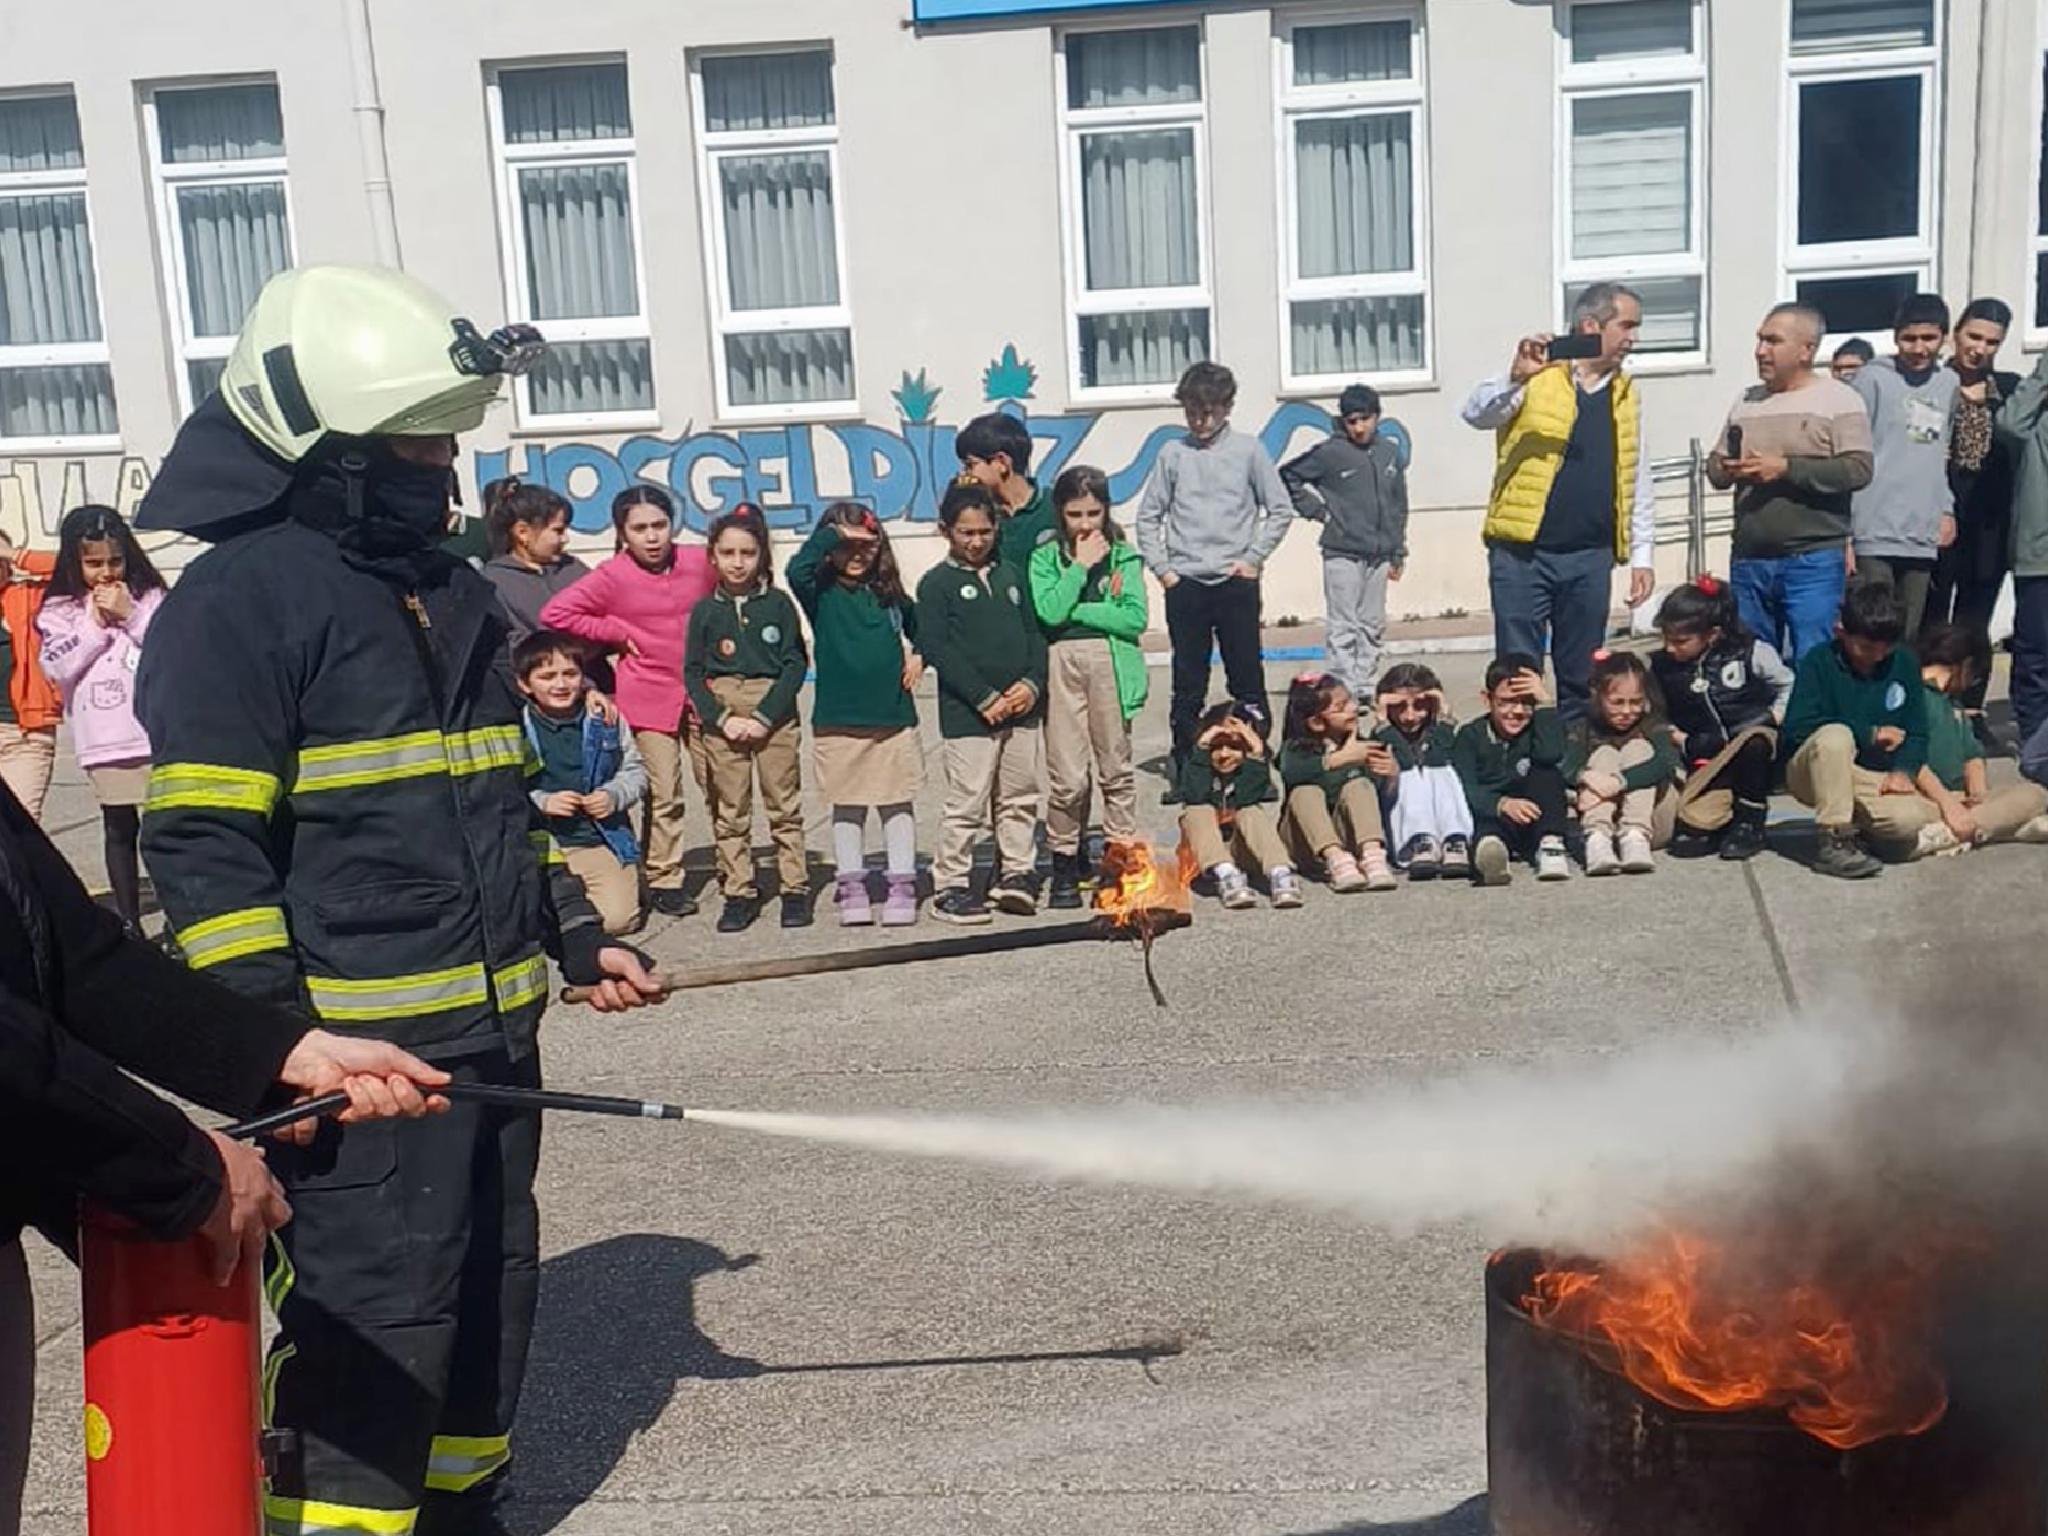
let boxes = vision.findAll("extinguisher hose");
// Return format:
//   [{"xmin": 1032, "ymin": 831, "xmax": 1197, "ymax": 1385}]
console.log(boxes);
[{"xmin": 224, "ymin": 1082, "xmax": 689, "ymax": 1141}]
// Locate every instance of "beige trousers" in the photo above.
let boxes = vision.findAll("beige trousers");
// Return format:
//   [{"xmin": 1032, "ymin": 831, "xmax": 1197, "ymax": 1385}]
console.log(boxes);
[
  {"xmin": 1576, "ymin": 739, "xmax": 1679, "ymax": 847},
  {"xmin": 1044, "ymin": 638, "xmax": 1139, "ymax": 856},
  {"xmin": 633, "ymin": 726, "xmax": 689, "ymax": 891},
  {"xmin": 934, "ymin": 722, "xmax": 1044, "ymax": 890},
  {"xmin": 1790, "ymin": 725, "xmax": 2048, "ymax": 855},
  {"xmin": 1281, "ymin": 779, "xmax": 1385, "ymax": 865},
  {"xmin": 1180, "ymin": 802, "xmax": 1289, "ymax": 875},
  {"xmin": 686, "ymin": 677, "xmax": 807, "ymax": 900},
  {"xmin": 0, "ymin": 724, "xmax": 55, "ymax": 822},
  {"xmin": 562, "ymin": 841, "xmax": 642, "ymax": 935}
]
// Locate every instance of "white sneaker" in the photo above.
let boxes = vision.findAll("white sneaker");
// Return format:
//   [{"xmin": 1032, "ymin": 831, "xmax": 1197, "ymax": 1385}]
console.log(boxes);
[
  {"xmin": 1535, "ymin": 836, "xmax": 1571, "ymax": 882},
  {"xmin": 1268, "ymin": 866, "xmax": 1304, "ymax": 909},
  {"xmin": 2017, "ymin": 814, "xmax": 2048, "ymax": 845},
  {"xmin": 1583, "ymin": 828, "xmax": 1620, "ymax": 877},
  {"xmin": 1473, "ymin": 835, "xmax": 1512, "ymax": 887},
  {"xmin": 1215, "ymin": 863, "xmax": 1255, "ymax": 910},
  {"xmin": 1913, "ymin": 820, "xmax": 1963, "ymax": 859},
  {"xmin": 1618, "ymin": 827, "xmax": 1655, "ymax": 874}
]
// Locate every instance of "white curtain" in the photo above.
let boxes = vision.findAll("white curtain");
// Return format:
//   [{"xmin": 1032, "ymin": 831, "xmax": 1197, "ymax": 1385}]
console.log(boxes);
[
  {"xmin": 725, "ymin": 330, "xmax": 852, "ymax": 408},
  {"xmin": 1291, "ymin": 296, "xmax": 1423, "ymax": 376},
  {"xmin": 1067, "ymin": 27, "xmax": 1200, "ymax": 110},
  {"xmin": 501, "ymin": 63, "xmax": 631, "ymax": 144},
  {"xmin": 0, "ymin": 365, "xmax": 114, "ymax": 439},
  {"xmin": 177, "ymin": 182, "xmax": 290, "ymax": 338},
  {"xmin": 1567, "ymin": 277, "xmax": 1701, "ymax": 353},
  {"xmin": 1791, "ymin": 0, "xmax": 1933, "ymax": 54},
  {"xmin": 720, "ymin": 152, "xmax": 839, "ymax": 311},
  {"xmin": 703, "ymin": 51, "xmax": 834, "ymax": 133},
  {"xmin": 530, "ymin": 339, "xmax": 653, "ymax": 416},
  {"xmin": 1571, "ymin": 93, "xmax": 1691, "ymax": 260},
  {"xmin": 0, "ymin": 96, "xmax": 113, "ymax": 436},
  {"xmin": 1293, "ymin": 21, "xmax": 1410, "ymax": 86},
  {"xmin": 1081, "ymin": 128, "xmax": 1198, "ymax": 291},
  {"xmin": 1297, "ymin": 114, "xmax": 1413, "ymax": 278},
  {"xmin": 1571, "ymin": 0, "xmax": 1691, "ymax": 65},
  {"xmin": 188, "ymin": 358, "xmax": 225, "ymax": 405},
  {"xmin": 155, "ymin": 82, "xmax": 284, "ymax": 163},
  {"xmin": 519, "ymin": 164, "xmax": 640, "ymax": 321},
  {"xmin": 1080, "ymin": 310, "xmax": 1207, "ymax": 391}
]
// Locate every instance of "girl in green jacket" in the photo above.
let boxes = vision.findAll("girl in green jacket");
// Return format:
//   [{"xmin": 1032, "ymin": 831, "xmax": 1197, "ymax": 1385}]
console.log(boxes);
[{"xmin": 1030, "ymin": 465, "xmax": 1150, "ymax": 909}]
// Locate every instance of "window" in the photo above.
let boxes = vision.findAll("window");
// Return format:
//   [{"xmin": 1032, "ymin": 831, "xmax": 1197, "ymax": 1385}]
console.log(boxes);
[
  {"xmin": 146, "ymin": 81, "xmax": 294, "ymax": 415},
  {"xmin": 1058, "ymin": 25, "xmax": 1211, "ymax": 397},
  {"xmin": 489, "ymin": 61, "xmax": 654, "ymax": 426},
  {"xmin": 0, "ymin": 94, "xmax": 116, "ymax": 446},
  {"xmin": 1276, "ymin": 13, "xmax": 1430, "ymax": 388},
  {"xmin": 691, "ymin": 48, "xmax": 855, "ymax": 418},
  {"xmin": 1782, "ymin": 0, "xmax": 1939, "ymax": 339},
  {"xmin": 1556, "ymin": 0, "xmax": 1707, "ymax": 361},
  {"xmin": 2035, "ymin": 30, "xmax": 2048, "ymax": 336}
]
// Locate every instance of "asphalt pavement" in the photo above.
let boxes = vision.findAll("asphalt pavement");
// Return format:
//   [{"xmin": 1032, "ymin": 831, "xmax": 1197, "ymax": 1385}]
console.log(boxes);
[{"xmin": 18, "ymin": 651, "xmax": 2042, "ymax": 1535}]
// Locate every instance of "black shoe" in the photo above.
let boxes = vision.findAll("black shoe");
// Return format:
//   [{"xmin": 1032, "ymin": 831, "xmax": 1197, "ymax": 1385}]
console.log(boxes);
[
  {"xmin": 1814, "ymin": 825, "xmax": 1881, "ymax": 880},
  {"xmin": 1048, "ymin": 853, "xmax": 1084, "ymax": 910},
  {"xmin": 1074, "ymin": 844, "xmax": 1098, "ymax": 886},
  {"xmin": 1160, "ymin": 755, "xmax": 1186, "ymax": 805},
  {"xmin": 991, "ymin": 875, "xmax": 1038, "ymax": 916},
  {"xmin": 780, "ymin": 893, "xmax": 814, "ymax": 928},
  {"xmin": 931, "ymin": 887, "xmax": 992, "ymax": 925},
  {"xmin": 1719, "ymin": 810, "xmax": 1768, "ymax": 861},
  {"xmin": 716, "ymin": 896, "xmax": 759, "ymax": 933},
  {"xmin": 649, "ymin": 887, "xmax": 698, "ymax": 918}
]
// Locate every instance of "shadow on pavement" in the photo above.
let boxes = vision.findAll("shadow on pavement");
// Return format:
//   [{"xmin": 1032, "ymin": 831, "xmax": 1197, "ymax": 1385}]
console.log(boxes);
[
  {"xmin": 515, "ymin": 1234, "xmax": 763, "ymax": 1535},
  {"xmin": 1293, "ymin": 1493, "xmax": 1491, "ymax": 1536}
]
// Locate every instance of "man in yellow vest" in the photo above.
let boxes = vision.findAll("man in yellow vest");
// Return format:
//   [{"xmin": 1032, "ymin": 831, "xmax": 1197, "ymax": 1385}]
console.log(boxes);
[{"xmin": 1462, "ymin": 282, "xmax": 1658, "ymax": 720}]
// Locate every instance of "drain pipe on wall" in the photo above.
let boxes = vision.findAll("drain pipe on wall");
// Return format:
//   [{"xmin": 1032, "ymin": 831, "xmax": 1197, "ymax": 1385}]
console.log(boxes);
[{"xmin": 343, "ymin": 0, "xmax": 402, "ymax": 267}]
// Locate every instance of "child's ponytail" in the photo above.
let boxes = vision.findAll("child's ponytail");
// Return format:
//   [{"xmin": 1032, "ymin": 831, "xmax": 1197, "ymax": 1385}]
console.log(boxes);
[
  {"xmin": 1282, "ymin": 671, "xmax": 1344, "ymax": 746},
  {"xmin": 1654, "ymin": 574, "xmax": 1748, "ymax": 646}
]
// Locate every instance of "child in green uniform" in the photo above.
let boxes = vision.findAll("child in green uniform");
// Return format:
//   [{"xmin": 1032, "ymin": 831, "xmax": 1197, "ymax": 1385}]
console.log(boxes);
[
  {"xmin": 957, "ymin": 412, "xmax": 1057, "ymax": 574},
  {"xmin": 787, "ymin": 503, "xmax": 924, "ymax": 927},
  {"xmin": 1452, "ymin": 653, "xmax": 1572, "ymax": 885},
  {"xmin": 1567, "ymin": 650, "xmax": 1681, "ymax": 876},
  {"xmin": 1177, "ymin": 701, "xmax": 1301, "ymax": 911},
  {"xmin": 1277, "ymin": 673, "xmax": 1395, "ymax": 893},
  {"xmin": 1368, "ymin": 663, "xmax": 1471, "ymax": 881},
  {"xmin": 685, "ymin": 512, "xmax": 811, "ymax": 932},
  {"xmin": 918, "ymin": 480, "xmax": 1049, "ymax": 925}
]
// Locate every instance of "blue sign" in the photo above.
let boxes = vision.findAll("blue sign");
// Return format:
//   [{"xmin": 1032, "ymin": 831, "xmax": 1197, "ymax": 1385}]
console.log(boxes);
[{"xmin": 914, "ymin": 0, "xmax": 1184, "ymax": 21}]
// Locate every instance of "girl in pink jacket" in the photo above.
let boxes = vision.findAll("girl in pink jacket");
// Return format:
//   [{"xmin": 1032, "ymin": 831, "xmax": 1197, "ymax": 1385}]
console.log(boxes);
[
  {"xmin": 36, "ymin": 505, "xmax": 166, "ymax": 931},
  {"xmin": 542, "ymin": 485, "xmax": 716, "ymax": 916}
]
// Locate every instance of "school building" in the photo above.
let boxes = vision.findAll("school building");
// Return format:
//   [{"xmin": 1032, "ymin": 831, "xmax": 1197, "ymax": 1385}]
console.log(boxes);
[{"xmin": 0, "ymin": 0, "xmax": 2040, "ymax": 625}]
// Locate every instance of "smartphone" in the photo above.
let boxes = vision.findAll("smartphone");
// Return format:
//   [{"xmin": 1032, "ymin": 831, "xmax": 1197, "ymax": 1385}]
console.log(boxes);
[
  {"xmin": 1545, "ymin": 332, "xmax": 1602, "ymax": 363},
  {"xmin": 1725, "ymin": 425, "xmax": 1744, "ymax": 460}
]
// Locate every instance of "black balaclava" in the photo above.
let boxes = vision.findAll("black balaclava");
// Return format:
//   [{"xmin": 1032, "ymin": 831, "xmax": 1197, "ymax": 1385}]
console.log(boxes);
[{"xmin": 288, "ymin": 436, "xmax": 458, "ymax": 577}]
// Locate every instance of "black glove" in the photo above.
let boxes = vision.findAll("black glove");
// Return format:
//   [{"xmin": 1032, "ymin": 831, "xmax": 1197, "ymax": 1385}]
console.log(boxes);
[{"xmin": 556, "ymin": 923, "xmax": 652, "ymax": 988}]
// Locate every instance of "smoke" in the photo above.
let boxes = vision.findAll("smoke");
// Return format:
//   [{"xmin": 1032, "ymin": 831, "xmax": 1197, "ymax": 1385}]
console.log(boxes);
[{"xmin": 688, "ymin": 997, "xmax": 2024, "ymax": 1254}]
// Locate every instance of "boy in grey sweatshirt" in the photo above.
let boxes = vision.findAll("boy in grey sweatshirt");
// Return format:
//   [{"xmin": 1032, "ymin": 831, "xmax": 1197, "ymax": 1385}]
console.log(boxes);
[
  {"xmin": 1281, "ymin": 383, "xmax": 1409, "ymax": 697},
  {"xmin": 1137, "ymin": 361, "xmax": 1295, "ymax": 793},
  {"xmin": 1849, "ymin": 293, "xmax": 1959, "ymax": 639}
]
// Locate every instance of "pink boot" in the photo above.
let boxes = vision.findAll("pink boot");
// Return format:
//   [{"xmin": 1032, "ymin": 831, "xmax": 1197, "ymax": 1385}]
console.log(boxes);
[
  {"xmin": 836, "ymin": 874, "xmax": 873, "ymax": 927},
  {"xmin": 881, "ymin": 873, "xmax": 918, "ymax": 926}
]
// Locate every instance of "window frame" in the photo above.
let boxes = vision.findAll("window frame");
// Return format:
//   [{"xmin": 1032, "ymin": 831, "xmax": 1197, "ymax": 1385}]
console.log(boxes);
[
  {"xmin": 1271, "ymin": 6, "xmax": 1433, "ymax": 395},
  {"xmin": 687, "ymin": 42, "xmax": 859, "ymax": 425},
  {"xmin": 2030, "ymin": 0, "xmax": 2048, "ymax": 347},
  {"xmin": 143, "ymin": 75, "xmax": 297, "ymax": 423},
  {"xmin": 1055, "ymin": 18, "xmax": 1215, "ymax": 407},
  {"xmin": 0, "ymin": 88, "xmax": 119, "ymax": 451},
  {"xmin": 486, "ymin": 56, "xmax": 659, "ymax": 434},
  {"xmin": 1553, "ymin": 0, "xmax": 1709, "ymax": 372},
  {"xmin": 1778, "ymin": 0, "xmax": 1941, "ymax": 347}
]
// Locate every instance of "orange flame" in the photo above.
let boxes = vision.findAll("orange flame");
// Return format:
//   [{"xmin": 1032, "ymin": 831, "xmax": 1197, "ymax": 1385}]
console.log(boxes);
[
  {"xmin": 1093, "ymin": 841, "xmax": 1196, "ymax": 928},
  {"xmin": 1522, "ymin": 1231, "xmax": 1951, "ymax": 1449}
]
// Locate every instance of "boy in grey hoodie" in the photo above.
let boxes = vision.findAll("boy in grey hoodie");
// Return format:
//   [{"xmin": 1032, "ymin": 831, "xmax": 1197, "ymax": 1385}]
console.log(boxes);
[
  {"xmin": 1849, "ymin": 293, "xmax": 1959, "ymax": 639},
  {"xmin": 1282, "ymin": 383, "xmax": 1409, "ymax": 697}
]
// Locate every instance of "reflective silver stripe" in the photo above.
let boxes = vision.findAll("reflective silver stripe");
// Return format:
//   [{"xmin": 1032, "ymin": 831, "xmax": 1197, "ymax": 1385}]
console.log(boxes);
[
  {"xmin": 146, "ymin": 762, "xmax": 283, "ymax": 816},
  {"xmin": 177, "ymin": 906, "xmax": 291, "ymax": 970},
  {"xmin": 444, "ymin": 725, "xmax": 526, "ymax": 777},
  {"xmin": 304, "ymin": 965, "xmax": 489, "ymax": 1023},
  {"xmin": 491, "ymin": 954, "xmax": 549, "ymax": 1013},
  {"xmin": 422, "ymin": 1433, "xmax": 511, "ymax": 1492},
  {"xmin": 292, "ymin": 731, "xmax": 447, "ymax": 795}
]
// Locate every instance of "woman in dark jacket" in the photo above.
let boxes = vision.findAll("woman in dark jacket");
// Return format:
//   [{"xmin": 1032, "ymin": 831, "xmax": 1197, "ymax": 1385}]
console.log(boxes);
[{"xmin": 0, "ymin": 782, "xmax": 445, "ymax": 1536}]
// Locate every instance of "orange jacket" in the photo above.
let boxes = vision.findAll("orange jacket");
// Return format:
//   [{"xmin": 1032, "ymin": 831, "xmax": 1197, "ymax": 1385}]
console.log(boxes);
[{"xmin": 2, "ymin": 551, "xmax": 60, "ymax": 729}]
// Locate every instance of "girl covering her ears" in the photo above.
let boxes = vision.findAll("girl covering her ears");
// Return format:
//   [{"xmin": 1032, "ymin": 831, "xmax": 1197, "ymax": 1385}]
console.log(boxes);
[
  {"xmin": 541, "ymin": 484, "xmax": 717, "ymax": 917},
  {"xmin": 1277, "ymin": 673, "xmax": 1396, "ymax": 892},
  {"xmin": 35, "ymin": 505, "xmax": 166, "ymax": 932},
  {"xmin": 787, "ymin": 501, "xmax": 925, "ymax": 928},
  {"xmin": 1650, "ymin": 575, "xmax": 1793, "ymax": 861},
  {"xmin": 1566, "ymin": 649, "xmax": 1680, "ymax": 876},
  {"xmin": 1368, "ymin": 663, "xmax": 1471, "ymax": 881}
]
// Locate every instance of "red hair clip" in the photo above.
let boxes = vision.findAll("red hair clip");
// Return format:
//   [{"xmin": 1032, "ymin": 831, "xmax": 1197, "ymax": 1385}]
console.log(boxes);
[
  {"xmin": 1696, "ymin": 574, "xmax": 1721, "ymax": 596},
  {"xmin": 1591, "ymin": 648, "xmax": 1613, "ymax": 663},
  {"xmin": 1294, "ymin": 670, "xmax": 1324, "ymax": 686}
]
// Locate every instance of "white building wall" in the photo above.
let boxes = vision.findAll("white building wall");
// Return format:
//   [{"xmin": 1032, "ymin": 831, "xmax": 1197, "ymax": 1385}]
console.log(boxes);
[{"xmin": 0, "ymin": 0, "xmax": 2033, "ymax": 630}]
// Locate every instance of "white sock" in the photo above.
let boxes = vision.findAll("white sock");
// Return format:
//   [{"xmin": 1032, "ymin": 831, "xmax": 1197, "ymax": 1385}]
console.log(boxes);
[
  {"xmin": 831, "ymin": 807, "xmax": 866, "ymax": 878},
  {"xmin": 880, "ymin": 802, "xmax": 917, "ymax": 878}
]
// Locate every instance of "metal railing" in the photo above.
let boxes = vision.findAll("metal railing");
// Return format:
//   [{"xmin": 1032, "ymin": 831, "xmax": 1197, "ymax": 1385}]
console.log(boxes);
[{"xmin": 1648, "ymin": 438, "xmax": 1733, "ymax": 580}]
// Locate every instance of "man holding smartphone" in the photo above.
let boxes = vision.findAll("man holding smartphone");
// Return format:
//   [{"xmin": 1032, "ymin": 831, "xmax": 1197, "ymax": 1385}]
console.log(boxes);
[{"xmin": 1462, "ymin": 282, "xmax": 1657, "ymax": 721}]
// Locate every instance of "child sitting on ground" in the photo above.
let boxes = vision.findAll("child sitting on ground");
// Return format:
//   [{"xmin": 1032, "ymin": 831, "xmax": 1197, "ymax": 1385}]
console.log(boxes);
[
  {"xmin": 1651, "ymin": 576, "xmax": 1794, "ymax": 861},
  {"xmin": 1888, "ymin": 623, "xmax": 2048, "ymax": 857},
  {"xmin": 1780, "ymin": 582, "xmax": 1927, "ymax": 880},
  {"xmin": 1567, "ymin": 650, "xmax": 1680, "ymax": 876},
  {"xmin": 1452, "ymin": 654, "xmax": 1572, "ymax": 886},
  {"xmin": 1177, "ymin": 700, "xmax": 1301, "ymax": 911},
  {"xmin": 1368, "ymin": 663, "xmax": 1471, "ymax": 881},
  {"xmin": 516, "ymin": 629, "xmax": 647, "ymax": 934},
  {"xmin": 1277, "ymin": 673, "xmax": 1396, "ymax": 893}
]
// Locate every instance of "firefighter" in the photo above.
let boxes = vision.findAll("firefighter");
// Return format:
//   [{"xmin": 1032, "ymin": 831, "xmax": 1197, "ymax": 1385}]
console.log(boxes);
[{"xmin": 134, "ymin": 266, "xmax": 661, "ymax": 1536}]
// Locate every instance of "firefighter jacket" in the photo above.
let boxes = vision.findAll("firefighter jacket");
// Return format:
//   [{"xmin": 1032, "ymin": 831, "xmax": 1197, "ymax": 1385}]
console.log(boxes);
[{"xmin": 137, "ymin": 517, "xmax": 607, "ymax": 1061}]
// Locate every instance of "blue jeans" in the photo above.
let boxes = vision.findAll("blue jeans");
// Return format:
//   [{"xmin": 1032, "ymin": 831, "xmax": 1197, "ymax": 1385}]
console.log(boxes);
[
  {"xmin": 2012, "ymin": 575, "xmax": 2048, "ymax": 752},
  {"xmin": 1730, "ymin": 547, "xmax": 1847, "ymax": 665},
  {"xmin": 1488, "ymin": 543, "xmax": 1613, "ymax": 721}
]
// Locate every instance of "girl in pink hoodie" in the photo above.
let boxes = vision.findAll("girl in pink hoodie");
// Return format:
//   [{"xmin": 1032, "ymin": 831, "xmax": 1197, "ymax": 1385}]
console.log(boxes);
[
  {"xmin": 542, "ymin": 485, "xmax": 716, "ymax": 916},
  {"xmin": 36, "ymin": 505, "xmax": 166, "ymax": 930}
]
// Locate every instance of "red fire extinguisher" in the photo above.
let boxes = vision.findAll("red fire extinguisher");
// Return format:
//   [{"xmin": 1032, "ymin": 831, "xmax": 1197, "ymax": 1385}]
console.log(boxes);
[{"xmin": 79, "ymin": 1205, "xmax": 264, "ymax": 1535}]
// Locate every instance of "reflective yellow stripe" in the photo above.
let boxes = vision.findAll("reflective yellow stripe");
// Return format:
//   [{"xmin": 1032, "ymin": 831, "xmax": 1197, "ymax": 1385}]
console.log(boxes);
[
  {"xmin": 422, "ymin": 1432, "xmax": 511, "ymax": 1492},
  {"xmin": 262, "ymin": 1496, "xmax": 416, "ymax": 1535},
  {"xmin": 291, "ymin": 731, "xmax": 447, "ymax": 795},
  {"xmin": 177, "ymin": 906, "xmax": 291, "ymax": 970},
  {"xmin": 262, "ymin": 1231, "xmax": 297, "ymax": 1315},
  {"xmin": 261, "ymin": 1340, "xmax": 296, "ymax": 1427},
  {"xmin": 146, "ymin": 762, "xmax": 283, "ymax": 816},
  {"xmin": 530, "ymin": 830, "xmax": 566, "ymax": 867},
  {"xmin": 304, "ymin": 964, "xmax": 489, "ymax": 1023},
  {"xmin": 444, "ymin": 725, "xmax": 525, "ymax": 778},
  {"xmin": 491, "ymin": 954, "xmax": 549, "ymax": 1013},
  {"xmin": 523, "ymin": 737, "xmax": 543, "ymax": 778}
]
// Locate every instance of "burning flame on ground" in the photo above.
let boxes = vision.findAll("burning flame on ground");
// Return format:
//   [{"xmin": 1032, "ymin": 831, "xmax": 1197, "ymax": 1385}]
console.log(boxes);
[
  {"xmin": 1093, "ymin": 841, "xmax": 1197, "ymax": 928},
  {"xmin": 1520, "ymin": 1230, "xmax": 1953, "ymax": 1450}
]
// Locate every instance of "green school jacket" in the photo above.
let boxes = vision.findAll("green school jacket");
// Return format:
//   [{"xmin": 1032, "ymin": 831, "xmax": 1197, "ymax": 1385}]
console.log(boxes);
[
  {"xmin": 787, "ymin": 522, "xmax": 920, "ymax": 731},
  {"xmin": 1451, "ymin": 708, "xmax": 1567, "ymax": 821},
  {"xmin": 914, "ymin": 558, "xmax": 1049, "ymax": 740},
  {"xmin": 1176, "ymin": 748, "xmax": 1278, "ymax": 812},
  {"xmin": 683, "ymin": 584, "xmax": 807, "ymax": 729}
]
